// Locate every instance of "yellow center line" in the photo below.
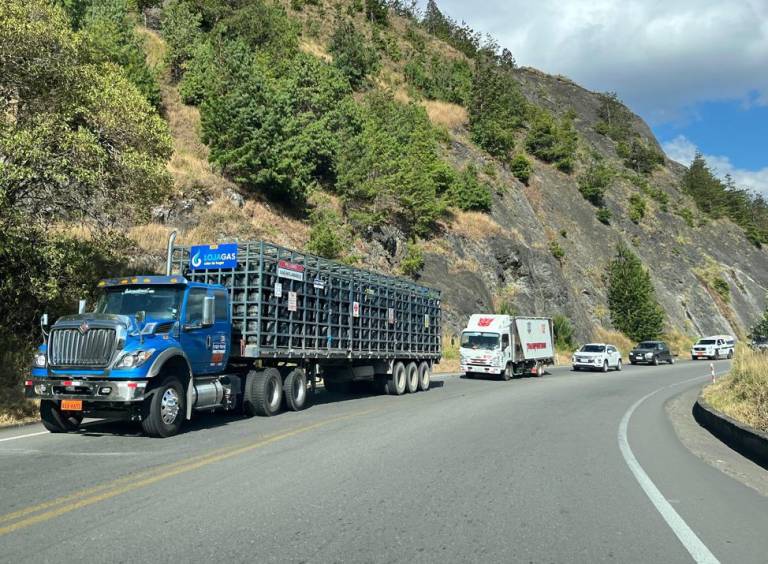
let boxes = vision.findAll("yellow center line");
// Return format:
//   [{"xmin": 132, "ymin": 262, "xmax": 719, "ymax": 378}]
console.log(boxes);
[{"xmin": 0, "ymin": 409, "xmax": 374, "ymax": 536}]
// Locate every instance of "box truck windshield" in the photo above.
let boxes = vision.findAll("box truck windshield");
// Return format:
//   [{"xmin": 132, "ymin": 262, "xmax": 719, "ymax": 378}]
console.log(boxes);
[{"xmin": 461, "ymin": 332, "xmax": 500, "ymax": 350}]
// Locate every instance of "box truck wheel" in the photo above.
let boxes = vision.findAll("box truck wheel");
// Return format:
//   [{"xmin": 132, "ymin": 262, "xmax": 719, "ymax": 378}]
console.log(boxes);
[
  {"xmin": 405, "ymin": 362, "xmax": 419, "ymax": 393},
  {"xmin": 386, "ymin": 362, "xmax": 407, "ymax": 395},
  {"xmin": 40, "ymin": 400, "xmax": 83, "ymax": 433},
  {"xmin": 245, "ymin": 368, "xmax": 283, "ymax": 416},
  {"xmin": 283, "ymin": 368, "xmax": 308, "ymax": 411},
  {"xmin": 417, "ymin": 361, "xmax": 431, "ymax": 391},
  {"xmin": 501, "ymin": 364, "xmax": 512, "ymax": 381},
  {"xmin": 141, "ymin": 376, "xmax": 185, "ymax": 438}
]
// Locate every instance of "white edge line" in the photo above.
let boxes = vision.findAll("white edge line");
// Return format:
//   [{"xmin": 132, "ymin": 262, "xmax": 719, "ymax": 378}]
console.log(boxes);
[
  {"xmin": 0, "ymin": 431, "xmax": 48, "ymax": 443},
  {"xmin": 618, "ymin": 372, "xmax": 725, "ymax": 564}
]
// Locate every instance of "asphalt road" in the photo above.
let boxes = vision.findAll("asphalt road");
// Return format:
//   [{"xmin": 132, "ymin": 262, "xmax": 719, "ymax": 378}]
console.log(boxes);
[{"xmin": 0, "ymin": 360, "xmax": 766, "ymax": 563}]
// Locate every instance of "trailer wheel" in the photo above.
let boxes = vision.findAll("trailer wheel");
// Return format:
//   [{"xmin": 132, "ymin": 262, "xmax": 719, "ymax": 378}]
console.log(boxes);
[
  {"xmin": 386, "ymin": 362, "xmax": 407, "ymax": 395},
  {"xmin": 405, "ymin": 362, "xmax": 419, "ymax": 393},
  {"xmin": 141, "ymin": 376, "xmax": 185, "ymax": 438},
  {"xmin": 283, "ymin": 368, "xmax": 308, "ymax": 411},
  {"xmin": 40, "ymin": 400, "xmax": 83, "ymax": 433},
  {"xmin": 245, "ymin": 368, "xmax": 283, "ymax": 416},
  {"xmin": 417, "ymin": 361, "xmax": 431, "ymax": 391}
]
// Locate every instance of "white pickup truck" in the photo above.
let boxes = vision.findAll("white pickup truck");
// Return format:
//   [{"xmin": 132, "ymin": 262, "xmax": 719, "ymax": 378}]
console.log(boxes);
[
  {"xmin": 459, "ymin": 314, "xmax": 555, "ymax": 380},
  {"xmin": 691, "ymin": 335, "xmax": 735, "ymax": 360}
]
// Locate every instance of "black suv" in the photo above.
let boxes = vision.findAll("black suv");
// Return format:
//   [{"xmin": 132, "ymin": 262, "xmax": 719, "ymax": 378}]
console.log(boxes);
[{"xmin": 629, "ymin": 341, "xmax": 674, "ymax": 365}]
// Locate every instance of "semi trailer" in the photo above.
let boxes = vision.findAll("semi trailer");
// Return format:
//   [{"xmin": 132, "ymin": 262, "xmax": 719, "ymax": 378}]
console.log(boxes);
[
  {"xmin": 25, "ymin": 236, "xmax": 442, "ymax": 437},
  {"xmin": 459, "ymin": 314, "xmax": 554, "ymax": 379}
]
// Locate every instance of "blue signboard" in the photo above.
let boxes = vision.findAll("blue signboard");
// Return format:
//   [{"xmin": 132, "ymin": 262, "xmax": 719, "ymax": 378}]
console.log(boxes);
[{"xmin": 189, "ymin": 243, "xmax": 238, "ymax": 270}]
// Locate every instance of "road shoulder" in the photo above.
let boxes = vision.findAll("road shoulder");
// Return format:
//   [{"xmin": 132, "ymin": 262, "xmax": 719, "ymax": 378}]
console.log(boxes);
[{"xmin": 666, "ymin": 385, "xmax": 768, "ymax": 497}]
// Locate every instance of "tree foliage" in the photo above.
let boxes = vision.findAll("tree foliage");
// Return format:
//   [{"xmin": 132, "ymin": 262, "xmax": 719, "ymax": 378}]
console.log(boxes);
[
  {"xmin": 404, "ymin": 54, "xmax": 472, "ymax": 105},
  {"xmin": 525, "ymin": 110, "xmax": 577, "ymax": 173},
  {"xmin": 161, "ymin": 0, "xmax": 202, "ymax": 78},
  {"xmin": 510, "ymin": 154, "xmax": 532, "ymax": 185},
  {"xmin": 448, "ymin": 165, "xmax": 492, "ymax": 212},
  {"xmin": 577, "ymin": 160, "xmax": 613, "ymax": 207},
  {"xmin": 607, "ymin": 243, "xmax": 665, "ymax": 341},
  {"xmin": 329, "ymin": 18, "xmax": 380, "ymax": 88}
]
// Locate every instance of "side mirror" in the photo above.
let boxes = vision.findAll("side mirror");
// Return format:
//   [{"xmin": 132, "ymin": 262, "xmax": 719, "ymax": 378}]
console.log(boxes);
[
  {"xmin": 202, "ymin": 296, "xmax": 215, "ymax": 327},
  {"xmin": 135, "ymin": 310, "xmax": 146, "ymax": 326},
  {"xmin": 78, "ymin": 299, "xmax": 87, "ymax": 314},
  {"xmin": 41, "ymin": 313, "xmax": 49, "ymax": 327}
]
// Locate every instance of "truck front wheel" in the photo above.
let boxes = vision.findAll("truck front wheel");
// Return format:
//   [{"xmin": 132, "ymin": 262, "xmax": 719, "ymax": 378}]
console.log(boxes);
[
  {"xmin": 246, "ymin": 368, "xmax": 283, "ymax": 416},
  {"xmin": 40, "ymin": 400, "xmax": 83, "ymax": 433},
  {"xmin": 141, "ymin": 377, "xmax": 185, "ymax": 438}
]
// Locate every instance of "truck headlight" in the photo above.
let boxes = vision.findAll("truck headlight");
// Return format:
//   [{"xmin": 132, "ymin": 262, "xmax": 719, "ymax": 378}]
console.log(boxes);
[
  {"xmin": 115, "ymin": 349, "xmax": 156, "ymax": 369},
  {"xmin": 33, "ymin": 353, "xmax": 47, "ymax": 368}
]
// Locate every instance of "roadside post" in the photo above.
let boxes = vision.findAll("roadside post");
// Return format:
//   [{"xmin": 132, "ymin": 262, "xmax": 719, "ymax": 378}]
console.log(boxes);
[{"xmin": 710, "ymin": 362, "xmax": 716, "ymax": 383}]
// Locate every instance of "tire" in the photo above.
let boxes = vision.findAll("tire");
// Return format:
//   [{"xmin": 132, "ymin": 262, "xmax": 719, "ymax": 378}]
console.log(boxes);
[
  {"xmin": 417, "ymin": 361, "xmax": 431, "ymax": 391},
  {"xmin": 616, "ymin": 359, "xmax": 622, "ymax": 371},
  {"xmin": 727, "ymin": 350, "xmax": 733, "ymax": 359},
  {"xmin": 245, "ymin": 368, "xmax": 283, "ymax": 417},
  {"xmin": 141, "ymin": 376, "xmax": 185, "ymax": 438},
  {"xmin": 536, "ymin": 364, "xmax": 544, "ymax": 377},
  {"xmin": 652, "ymin": 356, "xmax": 659, "ymax": 366},
  {"xmin": 501, "ymin": 363, "xmax": 511, "ymax": 381},
  {"xmin": 283, "ymin": 368, "xmax": 308, "ymax": 411},
  {"xmin": 40, "ymin": 400, "xmax": 83, "ymax": 433},
  {"xmin": 602, "ymin": 360, "xmax": 608, "ymax": 373},
  {"xmin": 405, "ymin": 362, "xmax": 419, "ymax": 393},
  {"xmin": 669, "ymin": 356, "xmax": 675, "ymax": 365},
  {"xmin": 386, "ymin": 361, "xmax": 407, "ymax": 395}
]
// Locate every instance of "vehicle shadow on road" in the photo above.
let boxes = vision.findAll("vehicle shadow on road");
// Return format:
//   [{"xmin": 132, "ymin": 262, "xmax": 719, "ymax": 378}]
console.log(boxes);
[{"xmin": 313, "ymin": 380, "xmax": 445, "ymax": 406}]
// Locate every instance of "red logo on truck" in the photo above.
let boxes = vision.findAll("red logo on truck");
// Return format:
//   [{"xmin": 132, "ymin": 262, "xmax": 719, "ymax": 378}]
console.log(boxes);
[
  {"xmin": 527, "ymin": 342, "xmax": 546, "ymax": 350},
  {"xmin": 478, "ymin": 317, "xmax": 494, "ymax": 327}
]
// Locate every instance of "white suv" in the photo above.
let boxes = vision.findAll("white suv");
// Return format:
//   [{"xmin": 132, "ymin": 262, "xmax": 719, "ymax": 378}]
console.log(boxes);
[
  {"xmin": 691, "ymin": 335, "xmax": 735, "ymax": 360},
  {"xmin": 572, "ymin": 343, "xmax": 622, "ymax": 372}
]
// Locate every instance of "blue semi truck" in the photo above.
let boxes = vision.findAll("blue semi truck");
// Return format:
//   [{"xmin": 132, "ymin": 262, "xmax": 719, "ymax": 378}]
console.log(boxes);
[{"xmin": 25, "ymin": 235, "xmax": 442, "ymax": 437}]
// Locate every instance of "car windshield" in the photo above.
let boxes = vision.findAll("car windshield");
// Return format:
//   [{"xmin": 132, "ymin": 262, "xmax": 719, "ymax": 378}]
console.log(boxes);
[
  {"xmin": 95, "ymin": 286, "xmax": 183, "ymax": 322},
  {"xmin": 638, "ymin": 342, "xmax": 657, "ymax": 349},
  {"xmin": 461, "ymin": 332, "xmax": 500, "ymax": 350},
  {"xmin": 580, "ymin": 345, "xmax": 605, "ymax": 353},
  {"xmin": 752, "ymin": 336, "xmax": 768, "ymax": 344},
  {"xmin": 697, "ymin": 339, "xmax": 716, "ymax": 345}
]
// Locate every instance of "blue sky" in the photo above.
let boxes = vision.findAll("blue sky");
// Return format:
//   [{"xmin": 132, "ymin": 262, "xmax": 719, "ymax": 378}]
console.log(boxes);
[{"xmin": 424, "ymin": 0, "xmax": 768, "ymax": 193}]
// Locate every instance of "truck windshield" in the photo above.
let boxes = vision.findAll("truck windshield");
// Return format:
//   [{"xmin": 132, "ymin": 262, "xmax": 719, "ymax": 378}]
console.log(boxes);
[
  {"xmin": 461, "ymin": 332, "xmax": 500, "ymax": 350},
  {"xmin": 580, "ymin": 345, "xmax": 605, "ymax": 353},
  {"xmin": 95, "ymin": 286, "xmax": 183, "ymax": 321}
]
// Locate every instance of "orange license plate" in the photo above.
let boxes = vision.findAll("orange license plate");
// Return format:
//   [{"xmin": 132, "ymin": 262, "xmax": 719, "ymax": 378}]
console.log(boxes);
[{"xmin": 61, "ymin": 400, "xmax": 83, "ymax": 411}]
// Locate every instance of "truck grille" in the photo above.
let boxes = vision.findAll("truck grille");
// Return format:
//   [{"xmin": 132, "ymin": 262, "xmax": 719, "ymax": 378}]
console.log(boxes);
[{"xmin": 49, "ymin": 328, "xmax": 116, "ymax": 368}]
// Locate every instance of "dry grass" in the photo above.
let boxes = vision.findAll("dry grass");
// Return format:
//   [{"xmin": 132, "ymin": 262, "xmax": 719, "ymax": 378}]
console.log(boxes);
[
  {"xmin": 0, "ymin": 346, "xmax": 39, "ymax": 428},
  {"xmin": 444, "ymin": 210, "xmax": 511, "ymax": 241},
  {"xmin": 592, "ymin": 327, "xmax": 635, "ymax": 357},
  {"xmin": 449, "ymin": 257, "xmax": 482, "ymax": 273},
  {"xmin": 703, "ymin": 345, "xmax": 768, "ymax": 433},
  {"xmin": 299, "ymin": 39, "xmax": 332, "ymax": 62},
  {"xmin": 435, "ymin": 331, "xmax": 460, "ymax": 373},
  {"xmin": 422, "ymin": 100, "xmax": 467, "ymax": 129},
  {"xmin": 137, "ymin": 25, "xmax": 166, "ymax": 69},
  {"xmin": 664, "ymin": 328, "xmax": 696, "ymax": 357}
]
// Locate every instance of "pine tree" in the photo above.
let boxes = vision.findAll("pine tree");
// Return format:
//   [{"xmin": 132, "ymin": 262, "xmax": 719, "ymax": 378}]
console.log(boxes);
[
  {"xmin": 749, "ymin": 296, "xmax": 768, "ymax": 338},
  {"xmin": 607, "ymin": 243, "xmax": 665, "ymax": 341}
]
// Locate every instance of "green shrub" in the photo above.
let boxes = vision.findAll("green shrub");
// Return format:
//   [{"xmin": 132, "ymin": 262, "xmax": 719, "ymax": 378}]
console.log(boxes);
[
  {"xmin": 618, "ymin": 138, "xmax": 664, "ymax": 174},
  {"xmin": 553, "ymin": 314, "xmax": 575, "ymax": 350},
  {"xmin": 676, "ymin": 206, "xmax": 695, "ymax": 228},
  {"xmin": 596, "ymin": 207, "xmax": 612, "ymax": 225},
  {"xmin": 404, "ymin": 54, "xmax": 472, "ymax": 105},
  {"xmin": 510, "ymin": 154, "xmax": 532, "ymax": 184},
  {"xmin": 161, "ymin": 0, "xmax": 202, "ymax": 78},
  {"xmin": 400, "ymin": 241, "xmax": 425, "ymax": 276},
  {"xmin": 449, "ymin": 165, "xmax": 492, "ymax": 212},
  {"xmin": 306, "ymin": 207, "xmax": 347, "ymax": 259},
  {"xmin": 329, "ymin": 18, "xmax": 380, "ymax": 88},
  {"xmin": 549, "ymin": 240, "xmax": 565, "ymax": 262},
  {"xmin": 364, "ymin": 0, "xmax": 388, "ymax": 25},
  {"xmin": 525, "ymin": 110, "xmax": 577, "ymax": 173},
  {"xmin": 629, "ymin": 195, "xmax": 646, "ymax": 223},
  {"xmin": 577, "ymin": 161, "xmax": 613, "ymax": 206},
  {"xmin": 594, "ymin": 92, "xmax": 633, "ymax": 143}
]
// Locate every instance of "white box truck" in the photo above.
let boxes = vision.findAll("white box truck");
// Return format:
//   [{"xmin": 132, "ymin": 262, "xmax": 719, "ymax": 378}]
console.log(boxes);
[{"xmin": 459, "ymin": 314, "xmax": 555, "ymax": 380}]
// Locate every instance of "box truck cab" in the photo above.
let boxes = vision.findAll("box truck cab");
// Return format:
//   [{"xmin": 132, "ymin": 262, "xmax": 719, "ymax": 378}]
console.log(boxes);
[{"xmin": 459, "ymin": 314, "xmax": 554, "ymax": 380}]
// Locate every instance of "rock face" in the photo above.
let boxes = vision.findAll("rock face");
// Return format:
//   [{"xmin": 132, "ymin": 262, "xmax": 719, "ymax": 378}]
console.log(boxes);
[{"xmin": 416, "ymin": 67, "xmax": 768, "ymax": 340}]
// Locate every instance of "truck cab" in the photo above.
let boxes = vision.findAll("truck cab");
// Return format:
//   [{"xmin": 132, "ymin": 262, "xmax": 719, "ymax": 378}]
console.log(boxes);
[{"xmin": 26, "ymin": 276, "xmax": 235, "ymax": 437}]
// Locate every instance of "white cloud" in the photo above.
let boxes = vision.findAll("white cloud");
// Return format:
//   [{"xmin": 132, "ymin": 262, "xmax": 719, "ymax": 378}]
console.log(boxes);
[
  {"xmin": 431, "ymin": 0, "xmax": 768, "ymax": 123},
  {"xmin": 662, "ymin": 135, "xmax": 768, "ymax": 195}
]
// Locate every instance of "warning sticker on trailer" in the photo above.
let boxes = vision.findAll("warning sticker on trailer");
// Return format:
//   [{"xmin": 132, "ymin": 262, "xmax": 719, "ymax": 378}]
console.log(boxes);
[
  {"xmin": 274, "ymin": 282, "xmax": 283, "ymax": 298},
  {"xmin": 313, "ymin": 276, "xmax": 326, "ymax": 290},
  {"xmin": 288, "ymin": 292, "xmax": 297, "ymax": 312},
  {"xmin": 277, "ymin": 260, "xmax": 305, "ymax": 282},
  {"xmin": 388, "ymin": 308, "xmax": 395, "ymax": 324},
  {"xmin": 352, "ymin": 302, "xmax": 360, "ymax": 317},
  {"xmin": 424, "ymin": 314, "xmax": 430, "ymax": 328}
]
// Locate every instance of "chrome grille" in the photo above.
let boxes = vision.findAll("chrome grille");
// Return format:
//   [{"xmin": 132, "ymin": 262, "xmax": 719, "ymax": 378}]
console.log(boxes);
[{"xmin": 49, "ymin": 328, "xmax": 116, "ymax": 368}]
